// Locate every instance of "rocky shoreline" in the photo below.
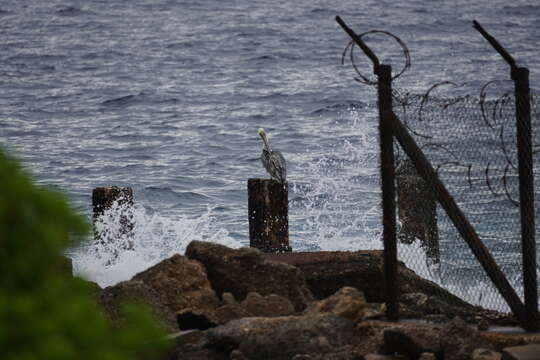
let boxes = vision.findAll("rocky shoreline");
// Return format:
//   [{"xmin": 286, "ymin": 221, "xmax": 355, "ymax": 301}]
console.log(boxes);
[{"xmin": 82, "ymin": 241, "xmax": 540, "ymax": 359}]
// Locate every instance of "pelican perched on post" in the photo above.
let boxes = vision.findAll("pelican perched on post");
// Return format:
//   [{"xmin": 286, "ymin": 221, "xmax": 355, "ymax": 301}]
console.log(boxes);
[{"xmin": 258, "ymin": 128, "xmax": 287, "ymax": 183}]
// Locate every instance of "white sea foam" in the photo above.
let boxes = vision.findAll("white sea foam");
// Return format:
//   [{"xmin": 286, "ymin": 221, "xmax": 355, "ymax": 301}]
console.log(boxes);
[{"xmin": 70, "ymin": 201, "xmax": 241, "ymax": 287}]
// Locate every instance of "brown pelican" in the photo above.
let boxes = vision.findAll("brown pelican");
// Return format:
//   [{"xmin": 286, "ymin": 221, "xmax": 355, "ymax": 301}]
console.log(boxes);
[{"xmin": 258, "ymin": 128, "xmax": 287, "ymax": 183}]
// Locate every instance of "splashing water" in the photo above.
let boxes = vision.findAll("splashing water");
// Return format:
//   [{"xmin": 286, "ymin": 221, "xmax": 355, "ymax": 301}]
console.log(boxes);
[
  {"xmin": 70, "ymin": 201, "xmax": 241, "ymax": 287},
  {"xmin": 290, "ymin": 104, "xmax": 383, "ymax": 251}
]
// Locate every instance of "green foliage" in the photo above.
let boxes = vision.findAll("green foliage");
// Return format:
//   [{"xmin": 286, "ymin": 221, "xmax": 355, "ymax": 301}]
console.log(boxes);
[{"xmin": 0, "ymin": 149, "xmax": 169, "ymax": 359}]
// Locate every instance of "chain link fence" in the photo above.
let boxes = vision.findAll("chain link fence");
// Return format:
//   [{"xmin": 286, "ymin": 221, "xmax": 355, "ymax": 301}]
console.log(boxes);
[
  {"xmin": 392, "ymin": 88, "xmax": 540, "ymax": 313},
  {"xmin": 336, "ymin": 17, "xmax": 538, "ymax": 329}
]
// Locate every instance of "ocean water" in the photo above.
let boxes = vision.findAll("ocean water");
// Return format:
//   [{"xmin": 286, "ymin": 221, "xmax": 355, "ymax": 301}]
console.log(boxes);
[{"xmin": 1, "ymin": 0, "xmax": 540, "ymax": 310}]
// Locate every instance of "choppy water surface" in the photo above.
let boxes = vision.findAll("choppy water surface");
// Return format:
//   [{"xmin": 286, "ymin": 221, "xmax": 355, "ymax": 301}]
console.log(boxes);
[{"xmin": 1, "ymin": 0, "xmax": 540, "ymax": 309}]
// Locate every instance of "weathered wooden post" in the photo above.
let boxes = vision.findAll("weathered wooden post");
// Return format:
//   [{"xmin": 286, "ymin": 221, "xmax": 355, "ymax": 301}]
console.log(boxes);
[
  {"xmin": 92, "ymin": 186, "xmax": 133, "ymax": 220},
  {"xmin": 248, "ymin": 179, "xmax": 291, "ymax": 253},
  {"xmin": 473, "ymin": 20, "xmax": 538, "ymax": 332},
  {"xmin": 92, "ymin": 186, "xmax": 134, "ymax": 251},
  {"xmin": 396, "ymin": 159, "xmax": 440, "ymax": 263}
]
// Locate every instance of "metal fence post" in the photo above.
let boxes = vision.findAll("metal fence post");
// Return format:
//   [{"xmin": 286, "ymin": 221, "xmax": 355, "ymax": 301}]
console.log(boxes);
[
  {"xmin": 473, "ymin": 20, "xmax": 538, "ymax": 332},
  {"xmin": 513, "ymin": 67, "xmax": 538, "ymax": 332},
  {"xmin": 377, "ymin": 64, "xmax": 399, "ymax": 320},
  {"xmin": 335, "ymin": 16, "xmax": 399, "ymax": 321}
]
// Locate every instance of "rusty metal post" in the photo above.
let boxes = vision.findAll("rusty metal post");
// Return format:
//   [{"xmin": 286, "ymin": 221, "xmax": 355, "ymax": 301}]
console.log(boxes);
[
  {"xmin": 377, "ymin": 64, "xmax": 399, "ymax": 320},
  {"xmin": 473, "ymin": 20, "xmax": 538, "ymax": 332},
  {"xmin": 335, "ymin": 16, "xmax": 398, "ymax": 321},
  {"xmin": 248, "ymin": 179, "xmax": 291, "ymax": 253},
  {"xmin": 513, "ymin": 67, "xmax": 538, "ymax": 332}
]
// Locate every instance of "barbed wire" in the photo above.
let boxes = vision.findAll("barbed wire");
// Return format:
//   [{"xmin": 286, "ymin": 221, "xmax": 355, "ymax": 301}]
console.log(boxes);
[{"xmin": 341, "ymin": 30, "xmax": 411, "ymax": 85}]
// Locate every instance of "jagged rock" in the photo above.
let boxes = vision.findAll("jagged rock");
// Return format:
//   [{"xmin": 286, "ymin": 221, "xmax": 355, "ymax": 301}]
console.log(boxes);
[
  {"xmin": 364, "ymin": 355, "xmax": 408, "ymax": 360},
  {"xmin": 305, "ymin": 287, "xmax": 367, "ymax": 323},
  {"xmin": 132, "ymin": 253, "xmax": 220, "ymax": 314},
  {"xmin": 401, "ymin": 292, "xmax": 429, "ymax": 308},
  {"xmin": 99, "ymin": 254, "xmax": 220, "ymax": 331},
  {"xmin": 177, "ymin": 293, "xmax": 295, "ymax": 331},
  {"xmin": 419, "ymin": 353, "xmax": 437, "ymax": 360},
  {"xmin": 169, "ymin": 330, "xmax": 205, "ymax": 346},
  {"xmin": 176, "ymin": 292, "xmax": 295, "ymax": 329},
  {"xmin": 477, "ymin": 318, "xmax": 490, "ymax": 331},
  {"xmin": 264, "ymin": 251, "xmax": 469, "ymax": 305},
  {"xmin": 292, "ymin": 355, "xmax": 314, "ymax": 360},
  {"xmin": 230, "ymin": 349, "xmax": 249, "ymax": 360},
  {"xmin": 185, "ymin": 241, "xmax": 313, "ymax": 311},
  {"xmin": 213, "ymin": 303, "xmax": 253, "ymax": 324},
  {"xmin": 354, "ymin": 321, "xmax": 390, "ymax": 356},
  {"xmin": 472, "ymin": 348, "xmax": 502, "ymax": 360},
  {"xmin": 502, "ymin": 344, "xmax": 540, "ymax": 360},
  {"xmin": 291, "ymin": 346, "xmax": 363, "ymax": 360},
  {"xmin": 173, "ymin": 347, "xmax": 228, "ymax": 360},
  {"xmin": 479, "ymin": 330, "xmax": 540, "ymax": 350},
  {"xmin": 263, "ymin": 251, "xmax": 512, "ymax": 324},
  {"xmin": 98, "ymin": 279, "xmax": 177, "ymax": 331},
  {"xmin": 222, "ymin": 292, "xmax": 236, "ymax": 305},
  {"xmin": 382, "ymin": 325, "xmax": 442, "ymax": 359},
  {"xmin": 205, "ymin": 313, "xmax": 357, "ymax": 360},
  {"xmin": 364, "ymin": 303, "xmax": 385, "ymax": 320},
  {"xmin": 177, "ymin": 308, "xmax": 219, "ymax": 330},
  {"xmin": 380, "ymin": 318, "xmax": 494, "ymax": 360},
  {"xmin": 241, "ymin": 292, "xmax": 295, "ymax": 317},
  {"xmin": 264, "ymin": 251, "xmax": 386, "ymax": 301},
  {"xmin": 439, "ymin": 317, "xmax": 495, "ymax": 360}
]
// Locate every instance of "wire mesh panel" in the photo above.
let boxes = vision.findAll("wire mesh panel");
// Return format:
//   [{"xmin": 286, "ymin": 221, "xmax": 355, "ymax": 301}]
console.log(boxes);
[
  {"xmin": 335, "ymin": 18, "xmax": 537, "ymax": 328},
  {"xmin": 392, "ymin": 88, "xmax": 540, "ymax": 313}
]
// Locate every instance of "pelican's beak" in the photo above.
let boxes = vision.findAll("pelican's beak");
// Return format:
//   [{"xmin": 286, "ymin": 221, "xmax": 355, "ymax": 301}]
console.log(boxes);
[{"xmin": 258, "ymin": 128, "xmax": 271, "ymax": 151}]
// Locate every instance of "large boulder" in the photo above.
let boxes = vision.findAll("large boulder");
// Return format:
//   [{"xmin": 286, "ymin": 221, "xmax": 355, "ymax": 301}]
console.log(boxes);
[
  {"xmin": 264, "ymin": 251, "xmax": 385, "ymax": 301},
  {"xmin": 240, "ymin": 292, "xmax": 295, "ymax": 317},
  {"xmin": 439, "ymin": 317, "xmax": 495, "ymax": 360},
  {"xmin": 263, "ymin": 251, "xmax": 507, "ymax": 323},
  {"xmin": 204, "ymin": 313, "xmax": 358, "ymax": 360},
  {"xmin": 99, "ymin": 254, "xmax": 220, "ymax": 331},
  {"xmin": 264, "ymin": 251, "xmax": 467, "ymax": 305},
  {"xmin": 132, "ymin": 253, "xmax": 220, "ymax": 314},
  {"xmin": 502, "ymin": 344, "xmax": 540, "ymax": 360},
  {"xmin": 185, "ymin": 241, "xmax": 313, "ymax": 311},
  {"xmin": 176, "ymin": 291, "xmax": 296, "ymax": 330},
  {"xmin": 98, "ymin": 279, "xmax": 177, "ymax": 331},
  {"xmin": 380, "ymin": 317, "xmax": 495, "ymax": 360},
  {"xmin": 472, "ymin": 348, "xmax": 502, "ymax": 360},
  {"xmin": 382, "ymin": 324, "xmax": 443, "ymax": 359}
]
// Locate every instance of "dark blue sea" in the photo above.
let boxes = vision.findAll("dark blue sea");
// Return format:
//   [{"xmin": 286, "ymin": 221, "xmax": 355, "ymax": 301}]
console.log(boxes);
[{"xmin": 1, "ymin": 0, "xmax": 540, "ymax": 310}]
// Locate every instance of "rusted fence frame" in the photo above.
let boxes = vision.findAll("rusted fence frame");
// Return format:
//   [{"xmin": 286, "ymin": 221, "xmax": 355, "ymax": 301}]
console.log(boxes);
[
  {"xmin": 336, "ymin": 16, "xmax": 399, "ymax": 320},
  {"xmin": 473, "ymin": 20, "xmax": 537, "ymax": 332},
  {"xmin": 336, "ymin": 16, "xmax": 535, "ymax": 329},
  {"xmin": 383, "ymin": 110, "xmax": 529, "ymax": 328}
]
